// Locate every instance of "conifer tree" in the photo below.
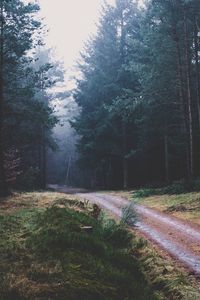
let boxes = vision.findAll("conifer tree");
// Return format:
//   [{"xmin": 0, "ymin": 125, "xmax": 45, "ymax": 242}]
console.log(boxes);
[
  {"xmin": 0, "ymin": 0, "xmax": 58, "ymax": 195},
  {"xmin": 73, "ymin": 1, "xmax": 142, "ymax": 188}
]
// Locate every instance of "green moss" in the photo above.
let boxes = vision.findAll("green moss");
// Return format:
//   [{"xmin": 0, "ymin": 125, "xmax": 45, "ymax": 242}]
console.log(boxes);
[{"xmin": 0, "ymin": 204, "xmax": 156, "ymax": 300}]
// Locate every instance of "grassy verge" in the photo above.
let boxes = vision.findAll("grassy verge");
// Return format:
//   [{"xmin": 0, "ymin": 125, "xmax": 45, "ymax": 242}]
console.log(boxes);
[
  {"xmin": 0, "ymin": 192, "xmax": 156, "ymax": 300},
  {"xmin": 132, "ymin": 188, "xmax": 200, "ymax": 226},
  {"xmin": 131, "ymin": 235, "xmax": 200, "ymax": 300},
  {"xmin": 110, "ymin": 189, "xmax": 200, "ymax": 299}
]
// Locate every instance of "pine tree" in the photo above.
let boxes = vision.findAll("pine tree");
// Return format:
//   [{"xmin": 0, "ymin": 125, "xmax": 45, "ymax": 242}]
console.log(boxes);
[
  {"xmin": 0, "ymin": 0, "xmax": 41, "ymax": 195},
  {"xmin": 0, "ymin": 0, "xmax": 58, "ymax": 195},
  {"xmin": 73, "ymin": 1, "xmax": 142, "ymax": 189}
]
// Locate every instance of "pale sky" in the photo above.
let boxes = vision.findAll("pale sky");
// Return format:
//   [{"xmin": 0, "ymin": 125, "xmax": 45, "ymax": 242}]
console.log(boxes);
[
  {"xmin": 37, "ymin": 0, "xmax": 144, "ymax": 90},
  {"xmin": 39, "ymin": 0, "xmax": 116, "ymax": 71}
]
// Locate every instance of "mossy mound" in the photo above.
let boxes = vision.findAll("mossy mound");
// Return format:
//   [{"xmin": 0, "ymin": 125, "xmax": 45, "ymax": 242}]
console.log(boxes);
[{"xmin": 0, "ymin": 205, "xmax": 156, "ymax": 300}]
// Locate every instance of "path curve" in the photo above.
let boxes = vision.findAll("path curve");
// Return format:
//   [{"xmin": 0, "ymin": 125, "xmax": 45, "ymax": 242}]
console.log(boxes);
[{"xmin": 76, "ymin": 192, "xmax": 200, "ymax": 276}]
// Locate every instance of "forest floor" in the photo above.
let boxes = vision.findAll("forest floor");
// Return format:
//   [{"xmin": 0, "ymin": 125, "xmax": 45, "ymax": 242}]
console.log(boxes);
[
  {"xmin": 1, "ymin": 189, "xmax": 200, "ymax": 299},
  {"xmin": 0, "ymin": 191, "xmax": 157, "ymax": 300}
]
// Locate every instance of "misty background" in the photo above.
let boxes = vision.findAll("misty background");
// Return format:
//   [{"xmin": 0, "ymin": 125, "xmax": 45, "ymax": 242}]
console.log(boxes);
[{"xmin": 39, "ymin": 0, "xmax": 116, "ymax": 186}]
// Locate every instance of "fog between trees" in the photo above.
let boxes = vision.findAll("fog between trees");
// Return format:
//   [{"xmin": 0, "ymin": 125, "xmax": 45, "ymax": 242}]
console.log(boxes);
[{"xmin": 1, "ymin": 0, "xmax": 200, "ymax": 194}]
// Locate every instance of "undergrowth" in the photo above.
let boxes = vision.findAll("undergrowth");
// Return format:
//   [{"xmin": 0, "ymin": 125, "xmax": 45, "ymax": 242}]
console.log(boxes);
[
  {"xmin": 132, "ymin": 236, "xmax": 200, "ymax": 300},
  {"xmin": 0, "ymin": 201, "xmax": 156, "ymax": 300},
  {"xmin": 133, "ymin": 179, "xmax": 200, "ymax": 198},
  {"xmin": 1, "ymin": 192, "xmax": 200, "ymax": 300}
]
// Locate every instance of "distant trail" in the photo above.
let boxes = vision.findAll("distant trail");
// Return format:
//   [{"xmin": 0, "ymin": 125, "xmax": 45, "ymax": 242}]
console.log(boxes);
[{"xmin": 75, "ymin": 192, "xmax": 200, "ymax": 276}]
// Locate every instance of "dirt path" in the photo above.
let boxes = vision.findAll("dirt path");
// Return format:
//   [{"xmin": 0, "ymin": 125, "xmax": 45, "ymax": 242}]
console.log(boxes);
[
  {"xmin": 48, "ymin": 184, "xmax": 87, "ymax": 194},
  {"xmin": 76, "ymin": 192, "xmax": 200, "ymax": 276}
]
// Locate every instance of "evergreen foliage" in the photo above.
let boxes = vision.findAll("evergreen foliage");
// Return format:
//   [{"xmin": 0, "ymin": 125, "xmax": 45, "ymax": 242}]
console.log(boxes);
[
  {"xmin": 73, "ymin": 0, "xmax": 200, "ymax": 189},
  {"xmin": 0, "ymin": 0, "xmax": 58, "ymax": 195}
]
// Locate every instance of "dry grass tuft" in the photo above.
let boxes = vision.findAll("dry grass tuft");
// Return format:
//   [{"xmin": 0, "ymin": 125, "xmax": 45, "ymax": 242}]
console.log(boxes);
[{"xmin": 132, "ymin": 235, "xmax": 200, "ymax": 300}]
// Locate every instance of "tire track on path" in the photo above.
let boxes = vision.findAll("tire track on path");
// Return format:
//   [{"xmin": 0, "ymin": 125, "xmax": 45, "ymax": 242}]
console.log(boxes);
[{"xmin": 77, "ymin": 192, "xmax": 200, "ymax": 276}]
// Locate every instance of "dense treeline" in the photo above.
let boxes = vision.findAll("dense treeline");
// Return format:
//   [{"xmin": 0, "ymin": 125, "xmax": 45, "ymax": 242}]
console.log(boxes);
[
  {"xmin": 0, "ymin": 0, "xmax": 58, "ymax": 196},
  {"xmin": 73, "ymin": 0, "xmax": 200, "ymax": 189}
]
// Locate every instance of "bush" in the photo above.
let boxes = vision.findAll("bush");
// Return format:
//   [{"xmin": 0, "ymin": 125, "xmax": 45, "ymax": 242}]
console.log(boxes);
[
  {"xmin": 17, "ymin": 167, "xmax": 41, "ymax": 191},
  {"xmin": 163, "ymin": 183, "xmax": 185, "ymax": 194},
  {"xmin": 102, "ymin": 219, "xmax": 133, "ymax": 249},
  {"xmin": 133, "ymin": 188, "xmax": 158, "ymax": 198},
  {"xmin": 121, "ymin": 203, "xmax": 138, "ymax": 226},
  {"xmin": 133, "ymin": 179, "xmax": 200, "ymax": 199},
  {"xmin": 191, "ymin": 178, "xmax": 200, "ymax": 191}
]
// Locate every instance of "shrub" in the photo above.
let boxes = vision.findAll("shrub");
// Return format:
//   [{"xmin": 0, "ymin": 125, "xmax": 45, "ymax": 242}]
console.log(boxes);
[
  {"xmin": 102, "ymin": 219, "xmax": 133, "ymax": 249},
  {"xmin": 133, "ymin": 180, "xmax": 200, "ymax": 198},
  {"xmin": 121, "ymin": 203, "xmax": 138, "ymax": 226},
  {"xmin": 163, "ymin": 183, "xmax": 185, "ymax": 194},
  {"xmin": 191, "ymin": 178, "xmax": 200, "ymax": 191},
  {"xmin": 17, "ymin": 167, "xmax": 41, "ymax": 191},
  {"xmin": 133, "ymin": 188, "xmax": 158, "ymax": 198}
]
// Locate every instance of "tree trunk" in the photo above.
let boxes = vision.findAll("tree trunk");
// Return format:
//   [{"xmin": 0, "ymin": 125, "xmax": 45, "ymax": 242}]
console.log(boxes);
[
  {"xmin": 0, "ymin": 1, "xmax": 8, "ymax": 197},
  {"xmin": 164, "ymin": 134, "xmax": 170, "ymax": 183},
  {"xmin": 123, "ymin": 157, "xmax": 128, "ymax": 190},
  {"xmin": 184, "ymin": 7, "xmax": 194, "ymax": 179},
  {"xmin": 193, "ymin": 15, "xmax": 200, "ymax": 176},
  {"xmin": 172, "ymin": 14, "xmax": 190, "ymax": 180},
  {"xmin": 194, "ymin": 15, "xmax": 200, "ymax": 129},
  {"xmin": 122, "ymin": 122, "xmax": 128, "ymax": 190},
  {"xmin": 42, "ymin": 143, "xmax": 46, "ymax": 189},
  {"xmin": 38, "ymin": 141, "xmax": 42, "ymax": 187},
  {"xmin": 194, "ymin": 15, "xmax": 200, "ymax": 130},
  {"xmin": 41, "ymin": 126, "xmax": 46, "ymax": 189},
  {"xmin": 119, "ymin": 10, "xmax": 128, "ymax": 190},
  {"xmin": 65, "ymin": 156, "xmax": 71, "ymax": 185}
]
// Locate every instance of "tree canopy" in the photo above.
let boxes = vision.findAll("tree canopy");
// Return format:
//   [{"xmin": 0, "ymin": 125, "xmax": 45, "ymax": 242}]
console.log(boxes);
[
  {"xmin": 73, "ymin": 0, "xmax": 200, "ymax": 189},
  {"xmin": 0, "ymin": 0, "xmax": 59, "ymax": 195}
]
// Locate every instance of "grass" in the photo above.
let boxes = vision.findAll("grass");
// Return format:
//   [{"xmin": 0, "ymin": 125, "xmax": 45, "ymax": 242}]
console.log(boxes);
[
  {"xmin": 133, "ymin": 191, "xmax": 200, "ymax": 226},
  {"xmin": 132, "ymin": 179, "xmax": 200, "ymax": 198},
  {"xmin": 1, "ymin": 191, "xmax": 200, "ymax": 300},
  {"xmin": 110, "ymin": 188, "xmax": 200, "ymax": 298},
  {"xmin": 121, "ymin": 180, "xmax": 200, "ymax": 225},
  {"xmin": 0, "ymin": 192, "xmax": 156, "ymax": 300},
  {"xmin": 110, "ymin": 186, "xmax": 200, "ymax": 225},
  {"xmin": 131, "ymin": 236, "xmax": 200, "ymax": 300}
]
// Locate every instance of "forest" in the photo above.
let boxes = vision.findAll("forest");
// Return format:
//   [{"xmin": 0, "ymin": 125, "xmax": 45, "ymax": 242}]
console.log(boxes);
[
  {"xmin": 0, "ymin": 0, "xmax": 200, "ymax": 193},
  {"xmin": 73, "ymin": 0, "xmax": 200, "ymax": 190},
  {"xmin": 0, "ymin": 0, "xmax": 64, "ymax": 197},
  {"xmin": 1, "ymin": 1, "xmax": 200, "ymax": 299}
]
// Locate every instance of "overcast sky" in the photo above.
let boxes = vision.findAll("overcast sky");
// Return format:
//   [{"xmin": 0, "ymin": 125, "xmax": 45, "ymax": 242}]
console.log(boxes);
[
  {"xmin": 39, "ymin": 0, "xmax": 116, "ymax": 71},
  {"xmin": 37, "ymin": 0, "xmax": 144, "ymax": 91}
]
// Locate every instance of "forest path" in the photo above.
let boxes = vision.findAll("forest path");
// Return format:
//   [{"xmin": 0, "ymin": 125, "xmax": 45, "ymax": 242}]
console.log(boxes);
[{"xmin": 75, "ymin": 192, "xmax": 200, "ymax": 276}]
